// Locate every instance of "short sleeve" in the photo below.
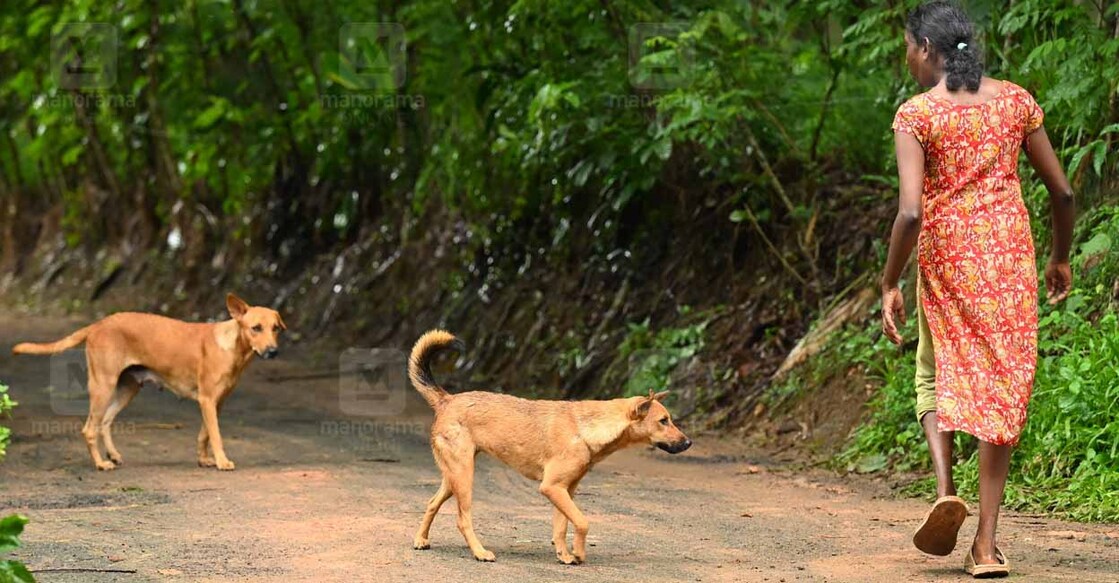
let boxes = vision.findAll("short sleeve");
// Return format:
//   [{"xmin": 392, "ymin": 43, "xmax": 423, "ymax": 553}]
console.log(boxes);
[
  {"xmin": 892, "ymin": 99, "xmax": 927, "ymax": 145},
  {"xmin": 1022, "ymin": 90, "xmax": 1044, "ymax": 135}
]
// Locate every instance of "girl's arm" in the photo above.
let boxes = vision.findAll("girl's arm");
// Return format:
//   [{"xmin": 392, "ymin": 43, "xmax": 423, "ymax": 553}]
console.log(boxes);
[
  {"xmin": 880, "ymin": 131, "xmax": 926, "ymax": 345},
  {"xmin": 1024, "ymin": 126, "xmax": 1075, "ymax": 304}
]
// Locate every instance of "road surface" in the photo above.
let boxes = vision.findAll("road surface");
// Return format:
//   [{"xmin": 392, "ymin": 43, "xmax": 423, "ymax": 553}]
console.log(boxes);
[{"xmin": 1, "ymin": 315, "xmax": 1115, "ymax": 582}]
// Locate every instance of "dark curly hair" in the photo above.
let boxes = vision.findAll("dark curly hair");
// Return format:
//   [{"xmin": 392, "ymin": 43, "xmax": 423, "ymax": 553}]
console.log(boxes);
[{"xmin": 906, "ymin": 1, "xmax": 983, "ymax": 92}]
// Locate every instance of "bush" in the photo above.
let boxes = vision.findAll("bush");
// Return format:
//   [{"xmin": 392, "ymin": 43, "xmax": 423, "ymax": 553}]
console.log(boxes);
[
  {"xmin": 0, "ymin": 383, "xmax": 33, "ymax": 583},
  {"xmin": 0, "ymin": 514, "xmax": 33, "ymax": 583},
  {"xmin": 0, "ymin": 384, "xmax": 13, "ymax": 461}
]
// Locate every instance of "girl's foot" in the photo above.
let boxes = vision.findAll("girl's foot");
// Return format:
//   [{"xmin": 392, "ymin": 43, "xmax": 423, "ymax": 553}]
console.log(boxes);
[
  {"xmin": 965, "ymin": 544, "xmax": 1009, "ymax": 578},
  {"xmin": 913, "ymin": 496, "xmax": 968, "ymax": 556}
]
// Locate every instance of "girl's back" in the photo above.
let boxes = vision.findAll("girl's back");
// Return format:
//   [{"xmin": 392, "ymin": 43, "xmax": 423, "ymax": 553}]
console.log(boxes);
[{"xmin": 893, "ymin": 78, "xmax": 1044, "ymax": 227}]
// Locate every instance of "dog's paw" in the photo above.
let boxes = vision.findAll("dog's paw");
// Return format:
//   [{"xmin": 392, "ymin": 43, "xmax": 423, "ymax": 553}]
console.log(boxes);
[
  {"xmin": 413, "ymin": 537, "xmax": 431, "ymax": 550},
  {"xmin": 472, "ymin": 550, "xmax": 496, "ymax": 562},
  {"xmin": 96, "ymin": 460, "xmax": 117, "ymax": 471},
  {"xmin": 107, "ymin": 452, "xmax": 123, "ymax": 465},
  {"xmin": 556, "ymin": 551, "xmax": 581, "ymax": 565},
  {"xmin": 198, "ymin": 456, "xmax": 217, "ymax": 468},
  {"xmin": 215, "ymin": 458, "xmax": 236, "ymax": 471}
]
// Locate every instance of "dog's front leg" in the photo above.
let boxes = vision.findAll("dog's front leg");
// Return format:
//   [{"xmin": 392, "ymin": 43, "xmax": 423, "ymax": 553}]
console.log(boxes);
[
  {"xmin": 541, "ymin": 469, "xmax": 589, "ymax": 565},
  {"xmin": 550, "ymin": 477, "xmax": 582, "ymax": 564},
  {"xmin": 196, "ymin": 424, "xmax": 215, "ymax": 467},
  {"xmin": 198, "ymin": 396, "xmax": 234, "ymax": 470}
]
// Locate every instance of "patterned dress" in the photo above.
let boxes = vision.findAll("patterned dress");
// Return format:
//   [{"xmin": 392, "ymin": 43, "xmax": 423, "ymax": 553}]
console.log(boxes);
[{"xmin": 892, "ymin": 81, "xmax": 1044, "ymax": 446}]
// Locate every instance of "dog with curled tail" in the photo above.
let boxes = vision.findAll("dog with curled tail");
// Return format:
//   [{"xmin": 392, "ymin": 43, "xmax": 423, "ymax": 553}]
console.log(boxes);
[{"xmin": 408, "ymin": 329, "xmax": 692, "ymax": 564}]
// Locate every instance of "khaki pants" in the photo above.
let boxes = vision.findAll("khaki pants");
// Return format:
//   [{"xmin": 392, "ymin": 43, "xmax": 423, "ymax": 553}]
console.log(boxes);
[{"xmin": 915, "ymin": 287, "xmax": 938, "ymax": 422}]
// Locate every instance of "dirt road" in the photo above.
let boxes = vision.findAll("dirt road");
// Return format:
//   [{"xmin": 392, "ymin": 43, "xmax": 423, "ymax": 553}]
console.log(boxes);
[{"xmin": 1, "ymin": 315, "xmax": 1115, "ymax": 582}]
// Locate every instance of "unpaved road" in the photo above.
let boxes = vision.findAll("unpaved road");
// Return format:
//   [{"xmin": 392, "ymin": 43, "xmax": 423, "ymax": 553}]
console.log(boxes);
[{"xmin": 1, "ymin": 315, "xmax": 1116, "ymax": 582}]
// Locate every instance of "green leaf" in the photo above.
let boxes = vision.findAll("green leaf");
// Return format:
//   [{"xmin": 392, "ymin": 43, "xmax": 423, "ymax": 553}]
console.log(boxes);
[
  {"xmin": 854, "ymin": 453, "xmax": 888, "ymax": 474},
  {"xmin": 0, "ymin": 515, "xmax": 29, "ymax": 554},
  {"xmin": 193, "ymin": 98, "xmax": 228, "ymax": 130},
  {"xmin": 0, "ymin": 560, "xmax": 35, "ymax": 583}
]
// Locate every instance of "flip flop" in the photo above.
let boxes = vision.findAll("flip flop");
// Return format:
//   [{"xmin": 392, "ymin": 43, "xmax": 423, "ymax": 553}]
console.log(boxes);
[
  {"xmin": 965, "ymin": 546, "xmax": 1010, "ymax": 578},
  {"xmin": 912, "ymin": 495, "xmax": 968, "ymax": 556}
]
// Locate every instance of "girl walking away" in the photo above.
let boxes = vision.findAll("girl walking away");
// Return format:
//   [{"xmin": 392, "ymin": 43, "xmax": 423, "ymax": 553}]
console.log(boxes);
[{"xmin": 879, "ymin": 1, "xmax": 1075, "ymax": 578}]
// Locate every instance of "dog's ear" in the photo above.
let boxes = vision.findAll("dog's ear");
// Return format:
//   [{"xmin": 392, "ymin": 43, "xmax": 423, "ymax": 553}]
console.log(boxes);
[
  {"xmin": 653, "ymin": 390, "xmax": 671, "ymax": 401},
  {"xmin": 276, "ymin": 311, "xmax": 287, "ymax": 330},
  {"xmin": 226, "ymin": 293, "xmax": 250, "ymax": 320},
  {"xmin": 631, "ymin": 396, "xmax": 654, "ymax": 420}
]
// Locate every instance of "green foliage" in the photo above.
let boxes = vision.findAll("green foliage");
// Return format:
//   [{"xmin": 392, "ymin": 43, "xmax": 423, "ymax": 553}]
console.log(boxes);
[
  {"xmin": 0, "ymin": 514, "xmax": 33, "ymax": 583},
  {"xmin": 618, "ymin": 314, "xmax": 707, "ymax": 397},
  {"xmin": 831, "ymin": 209, "xmax": 1119, "ymax": 522},
  {"xmin": 0, "ymin": 1, "xmax": 1113, "ymax": 289},
  {"xmin": 0, "ymin": 383, "xmax": 14, "ymax": 461},
  {"xmin": 0, "ymin": 385, "xmax": 31, "ymax": 583}
]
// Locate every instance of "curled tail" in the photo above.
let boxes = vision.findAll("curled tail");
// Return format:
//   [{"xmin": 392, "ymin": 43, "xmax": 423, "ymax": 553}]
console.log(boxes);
[
  {"xmin": 13, "ymin": 326, "xmax": 92, "ymax": 355},
  {"xmin": 408, "ymin": 329, "xmax": 464, "ymax": 409}
]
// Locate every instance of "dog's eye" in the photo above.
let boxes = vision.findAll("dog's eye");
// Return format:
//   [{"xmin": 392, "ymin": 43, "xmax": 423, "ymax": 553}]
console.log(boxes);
[
  {"xmin": 252, "ymin": 325, "xmax": 263, "ymax": 333},
  {"xmin": 659, "ymin": 417, "xmax": 669, "ymax": 426},
  {"xmin": 273, "ymin": 325, "xmax": 281, "ymax": 332}
]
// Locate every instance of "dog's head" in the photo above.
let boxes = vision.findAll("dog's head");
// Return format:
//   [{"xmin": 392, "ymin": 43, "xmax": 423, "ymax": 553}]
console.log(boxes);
[
  {"xmin": 227, "ymin": 293, "xmax": 287, "ymax": 359},
  {"xmin": 629, "ymin": 390, "xmax": 692, "ymax": 454}
]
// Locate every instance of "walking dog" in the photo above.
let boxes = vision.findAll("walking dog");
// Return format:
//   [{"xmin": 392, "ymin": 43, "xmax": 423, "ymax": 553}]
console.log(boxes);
[
  {"xmin": 12, "ymin": 293, "xmax": 285, "ymax": 471},
  {"xmin": 408, "ymin": 330, "xmax": 692, "ymax": 564}
]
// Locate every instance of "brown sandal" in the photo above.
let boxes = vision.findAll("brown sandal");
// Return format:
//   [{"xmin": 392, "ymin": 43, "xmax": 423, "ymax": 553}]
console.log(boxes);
[
  {"xmin": 913, "ymin": 495, "xmax": 968, "ymax": 556},
  {"xmin": 965, "ymin": 546, "xmax": 1010, "ymax": 578}
]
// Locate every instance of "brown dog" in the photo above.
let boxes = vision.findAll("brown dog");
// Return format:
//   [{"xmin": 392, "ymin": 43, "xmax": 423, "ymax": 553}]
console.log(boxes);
[
  {"xmin": 408, "ymin": 330, "xmax": 692, "ymax": 564},
  {"xmin": 12, "ymin": 293, "xmax": 285, "ymax": 471}
]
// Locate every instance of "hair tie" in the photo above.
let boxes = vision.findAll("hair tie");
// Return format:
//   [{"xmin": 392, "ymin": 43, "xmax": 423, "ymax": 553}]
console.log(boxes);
[{"xmin": 957, "ymin": 42, "xmax": 968, "ymax": 50}]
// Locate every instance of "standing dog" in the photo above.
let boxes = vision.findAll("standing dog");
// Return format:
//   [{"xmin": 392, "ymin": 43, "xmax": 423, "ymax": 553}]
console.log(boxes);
[
  {"xmin": 12, "ymin": 293, "xmax": 285, "ymax": 471},
  {"xmin": 408, "ymin": 330, "xmax": 692, "ymax": 564}
]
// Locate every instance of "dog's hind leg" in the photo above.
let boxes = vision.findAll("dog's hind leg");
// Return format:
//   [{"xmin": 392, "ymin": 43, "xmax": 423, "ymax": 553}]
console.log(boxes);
[
  {"xmin": 101, "ymin": 378, "xmax": 141, "ymax": 465},
  {"xmin": 541, "ymin": 464, "xmax": 591, "ymax": 564},
  {"xmin": 551, "ymin": 477, "xmax": 583, "ymax": 564},
  {"xmin": 82, "ymin": 374, "xmax": 117, "ymax": 471},
  {"xmin": 413, "ymin": 476, "xmax": 452, "ymax": 550},
  {"xmin": 434, "ymin": 438, "xmax": 494, "ymax": 562}
]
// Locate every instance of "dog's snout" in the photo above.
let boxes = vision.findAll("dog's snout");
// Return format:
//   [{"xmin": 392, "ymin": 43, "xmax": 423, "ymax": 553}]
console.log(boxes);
[
  {"xmin": 656, "ymin": 438, "xmax": 692, "ymax": 454},
  {"xmin": 262, "ymin": 348, "xmax": 279, "ymax": 360}
]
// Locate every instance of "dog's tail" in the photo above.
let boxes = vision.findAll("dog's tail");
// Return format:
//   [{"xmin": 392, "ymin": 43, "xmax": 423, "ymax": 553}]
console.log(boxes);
[
  {"xmin": 12, "ymin": 326, "xmax": 92, "ymax": 356},
  {"xmin": 408, "ymin": 329, "xmax": 464, "ymax": 409}
]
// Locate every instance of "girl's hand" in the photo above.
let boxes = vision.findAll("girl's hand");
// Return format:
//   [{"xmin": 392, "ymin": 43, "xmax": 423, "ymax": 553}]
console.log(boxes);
[
  {"xmin": 881, "ymin": 285, "xmax": 906, "ymax": 345},
  {"xmin": 1045, "ymin": 260, "xmax": 1072, "ymax": 305}
]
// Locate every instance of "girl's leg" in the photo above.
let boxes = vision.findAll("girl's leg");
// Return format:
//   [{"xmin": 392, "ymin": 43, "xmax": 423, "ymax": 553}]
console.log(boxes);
[
  {"xmin": 915, "ymin": 285, "xmax": 956, "ymax": 496},
  {"xmin": 972, "ymin": 441, "xmax": 1012, "ymax": 564},
  {"xmin": 921, "ymin": 412, "xmax": 956, "ymax": 497}
]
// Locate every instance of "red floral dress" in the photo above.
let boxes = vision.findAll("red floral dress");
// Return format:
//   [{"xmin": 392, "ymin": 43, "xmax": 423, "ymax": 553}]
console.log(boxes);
[{"xmin": 892, "ymin": 81, "xmax": 1044, "ymax": 446}]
